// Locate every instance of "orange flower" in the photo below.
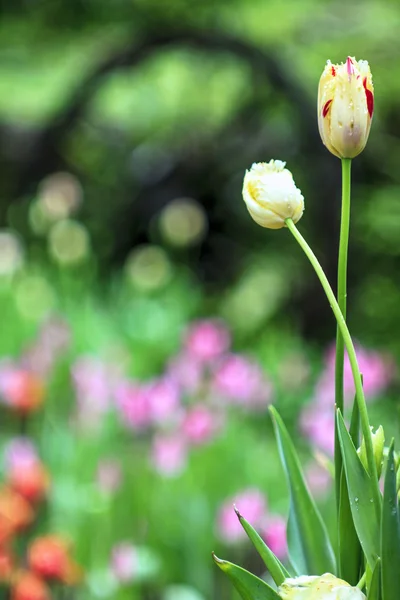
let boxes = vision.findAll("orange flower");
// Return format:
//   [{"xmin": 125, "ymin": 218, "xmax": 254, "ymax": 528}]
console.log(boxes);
[
  {"xmin": 11, "ymin": 571, "xmax": 51, "ymax": 600},
  {"xmin": 0, "ymin": 545, "xmax": 14, "ymax": 582},
  {"xmin": 28, "ymin": 536, "xmax": 81, "ymax": 584},
  {"xmin": 9, "ymin": 462, "xmax": 50, "ymax": 504},
  {"xmin": 2, "ymin": 371, "xmax": 45, "ymax": 415},
  {"xmin": 0, "ymin": 487, "xmax": 34, "ymax": 544}
]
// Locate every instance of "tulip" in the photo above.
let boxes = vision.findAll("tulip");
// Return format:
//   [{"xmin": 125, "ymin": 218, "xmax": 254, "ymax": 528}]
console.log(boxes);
[
  {"xmin": 242, "ymin": 160, "xmax": 304, "ymax": 229},
  {"xmin": 10, "ymin": 571, "xmax": 51, "ymax": 600},
  {"xmin": 278, "ymin": 573, "xmax": 366, "ymax": 600},
  {"xmin": 318, "ymin": 56, "xmax": 374, "ymax": 159},
  {"xmin": 28, "ymin": 535, "xmax": 81, "ymax": 584}
]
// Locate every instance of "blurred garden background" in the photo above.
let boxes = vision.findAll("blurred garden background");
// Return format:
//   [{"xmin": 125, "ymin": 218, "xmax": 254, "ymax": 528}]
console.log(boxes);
[{"xmin": 0, "ymin": 0, "xmax": 400, "ymax": 598}]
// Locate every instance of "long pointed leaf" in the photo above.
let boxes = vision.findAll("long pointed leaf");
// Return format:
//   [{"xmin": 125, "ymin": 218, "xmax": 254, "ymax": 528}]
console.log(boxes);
[
  {"xmin": 212, "ymin": 554, "xmax": 280, "ymax": 600},
  {"xmin": 368, "ymin": 559, "xmax": 381, "ymax": 600},
  {"xmin": 381, "ymin": 441, "xmax": 400, "ymax": 600},
  {"xmin": 234, "ymin": 507, "xmax": 290, "ymax": 585},
  {"xmin": 338, "ymin": 399, "xmax": 362, "ymax": 584},
  {"xmin": 337, "ymin": 410, "xmax": 380, "ymax": 569},
  {"xmin": 270, "ymin": 406, "xmax": 335, "ymax": 575}
]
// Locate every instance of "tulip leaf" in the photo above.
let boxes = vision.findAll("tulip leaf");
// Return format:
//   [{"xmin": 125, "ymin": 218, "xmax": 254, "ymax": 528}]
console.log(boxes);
[
  {"xmin": 212, "ymin": 553, "xmax": 280, "ymax": 600},
  {"xmin": 338, "ymin": 468, "xmax": 362, "ymax": 585},
  {"xmin": 338, "ymin": 398, "xmax": 362, "ymax": 585},
  {"xmin": 269, "ymin": 406, "xmax": 336, "ymax": 575},
  {"xmin": 336, "ymin": 410, "xmax": 380, "ymax": 569},
  {"xmin": 235, "ymin": 507, "xmax": 290, "ymax": 585},
  {"xmin": 381, "ymin": 441, "xmax": 400, "ymax": 600},
  {"xmin": 368, "ymin": 558, "xmax": 381, "ymax": 600}
]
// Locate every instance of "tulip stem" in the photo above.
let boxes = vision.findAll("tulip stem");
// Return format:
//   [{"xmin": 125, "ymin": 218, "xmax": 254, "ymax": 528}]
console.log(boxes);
[
  {"xmin": 334, "ymin": 157, "xmax": 352, "ymax": 511},
  {"xmin": 285, "ymin": 218, "xmax": 381, "ymax": 509}
]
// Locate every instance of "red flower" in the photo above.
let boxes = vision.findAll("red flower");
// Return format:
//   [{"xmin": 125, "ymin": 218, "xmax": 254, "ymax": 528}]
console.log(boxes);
[
  {"xmin": 28, "ymin": 536, "xmax": 81, "ymax": 584},
  {"xmin": 8, "ymin": 462, "xmax": 50, "ymax": 504},
  {"xmin": 1, "ymin": 370, "xmax": 45, "ymax": 415},
  {"xmin": 11, "ymin": 571, "xmax": 51, "ymax": 600}
]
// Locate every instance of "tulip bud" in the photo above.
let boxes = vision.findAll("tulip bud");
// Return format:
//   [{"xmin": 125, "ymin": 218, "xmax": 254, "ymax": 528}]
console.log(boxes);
[
  {"xmin": 242, "ymin": 160, "xmax": 304, "ymax": 229},
  {"xmin": 318, "ymin": 57, "xmax": 374, "ymax": 159},
  {"xmin": 278, "ymin": 573, "xmax": 366, "ymax": 600},
  {"xmin": 358, "ymin": 425, "xmax": 385, "ymax": 478}
]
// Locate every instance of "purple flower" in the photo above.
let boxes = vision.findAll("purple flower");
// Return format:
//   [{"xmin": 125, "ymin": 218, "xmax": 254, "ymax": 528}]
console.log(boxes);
[
  {"xmin": 261, "ymin": 515, "xmax": 287, "ymax": 560},
  {"xmin": 182, "ymin": 405, "xmax": 220, "ymax": 445},
  {"xmin": 216, "ymin": 489, "xmax": 267, "ymax": 543},
  {"xmin": 146, "ymin": 377, "xmax": 181, "ymax": 426},
  {"xmin": 167, "ymin": 353, "xmax": 204, "ymax": 394},
  {"xmin": 184, "ymin": 320, "xmax": 230, "ymax": 362},
  {"xmin": 151, "ymin": 434, "xmax": 187, "ymax": 477},
  {"xmin": 114, "ymin": 382, "xmax": 151, "ymax": 431},
  {"xmin": 111, "ymin": 542, "xmax": 137, "ymax": 583},
  {"xmin": 3, "ymin": 437, "xmax": 38, "ymax": 472},
  {"xmin": 213, "ymin": 354, "xmax": 273, "ymax": 409},
  {"xmin": 300, "ymin": 404, "xmax": 335, "ymax": 456}
]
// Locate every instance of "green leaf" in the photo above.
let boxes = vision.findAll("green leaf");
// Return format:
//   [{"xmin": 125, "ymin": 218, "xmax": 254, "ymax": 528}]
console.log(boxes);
[
  {"xmin": 212, "ymin": 553, "xmax": 280, "ymax": 600},
  {"xmin": 368, "ymin": 558, "xmax": 381, "ymax": 600},
  {"xmin": 269, "ymin": 406, "xmax": 336, "ymax": 575},
  {"xmin": 338, "ymin": 398, "xmax": 362, "ymax": 585},
  {"xmin": 234, "ymin": 507, "xmax": 290, "ymax": 586},
  {"xmin": 381, "ymin": 441, "xmax": 400, "ymax": 600},
  {"xmin": 338, "ymin": 468, "xmax": 362, "ymax": 585},
  {"xmin": 336, "ymin": 410, "xmax": 380, "ymax": 569}
]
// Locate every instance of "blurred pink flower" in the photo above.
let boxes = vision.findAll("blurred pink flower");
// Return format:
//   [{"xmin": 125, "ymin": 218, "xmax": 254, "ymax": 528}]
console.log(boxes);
[
  {"xmin": 146, "ymin": 378, "xmax": 181, "ymax": 426},
  {"xmin": 151, "ymin": 434, "xmax": 187, "ymax": 477},
  {"xmin": 72, "ymin": 357, "xmax": 117, "ymax": 415},
  {"xmin": 22, "ymin": 316, "xmax": 71, "ymax": 377},
  {"xmin": 182, "ymin": 405, "xmax": 219, "ymax": 445},
  {"xmin": 316, "ymin": 343, "xmax": 394, "ymax": 406},
  {"xmin": 300, "ymin": 404, "xmax": 335, "ymax": 456},
  {"xmin": 111, "ymin": 542, "xmax": 137, "ymax": 583},
  {"xmin": 304, "ymin": 461, "xmax": 332, "ymax": 497},
  {"xmin": 261, "ymin": 515, "xmax": 287, "ymax": 560},
  {"xmin": 216, "ymin": 489, "xmax": 267, "ymax": 543},
  {"xmin": 213, "ymin": 354, "xmax": 273, "ymax": 409},
  {"xmin": 3, "ymin": 437, "xmax": 38, "ymax": 472},
  {"xmin": 114, "ymin": 382, "xmax": 151, "ymax": 431},
  {"xmin": 97, "ymin": 459, "xmax": 122, "ymax": 494},
  {"xmin": 167, "ymin": 353, "xmax": 203, "ymax": 394},
  {"xmin": 184, "ymin": 319, "xmax": 230, "ymax": 362}
]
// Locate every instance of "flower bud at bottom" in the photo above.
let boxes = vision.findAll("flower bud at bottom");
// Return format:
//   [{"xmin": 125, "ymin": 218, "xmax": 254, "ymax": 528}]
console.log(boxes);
[{"xmin": 278, "ymin": 574, "xmax": 366, "ymax": 600}]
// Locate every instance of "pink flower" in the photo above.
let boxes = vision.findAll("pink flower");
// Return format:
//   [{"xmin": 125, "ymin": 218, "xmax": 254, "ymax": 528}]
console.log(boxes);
[
  {"xmin": 146, "ymin": 378, "xmax": 181, "ymax": 426},
  {"xmin": 72, "ymin": 357, "xmax": 117, "ymax": 415},
  {"xmin": 261, "ymin": 515, "xmax": 287, "ymax": 560},
  {"xmin": 167, "ymin": 353, "xmax": 203, "ymax": 393},
  {"xmin": 304, "ymin": 461, "xmax": 332, "ymax": 497},
  {"xmin": 111, "ymin": 542, "xmax": 137, "ymax": 583},
  {"xmin": 151, "ymin": 434, "xmax": 187, "ymax": 477},
  {"xmin": 216, "ymin": 489, "xmax": 267, "ymax": 544},
  {"xmin": 114, "ymin": 382, "xmax": 151, "ymax": 431},
  {"xmin": 97, "ymin": 459, "xmax": 122, "ymax": 494},
  {"xmin": 300, "ymin": 404, "xmax": 335, "ymax": 456},
  {"xmin": 184, "ymin": 320, "xmax": 230, "ymax": 362},
  {"xmin": 213, "ymin": 354, "xmax": 273, "ymax": 409},
  {"xmin": 316, "ymin": 343, "xmax": 394, "ymax": 406},
  {"xmin": 3, "ymin": 437, "xmax": 38, "ymax": 472},
  {"xmin": 182, "ymin": 405, "xmax": 219, "ymax": 445}
]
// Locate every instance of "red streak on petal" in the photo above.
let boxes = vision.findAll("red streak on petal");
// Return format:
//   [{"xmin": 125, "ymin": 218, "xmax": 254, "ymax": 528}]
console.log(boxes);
[
  {"xmin": 322, "ymin": 99, "xmax": 332, "ymax": 118},
  {"xmin": 363, "ymin": 77, "xmax": 374, "ymax": 118},
  {"xmin": 331, "ymin": 66, "xmax": 336, "ymax": 76},
  {"xmin": 346, "ymin": 56, "xmax": 354, "ymax": 77}
]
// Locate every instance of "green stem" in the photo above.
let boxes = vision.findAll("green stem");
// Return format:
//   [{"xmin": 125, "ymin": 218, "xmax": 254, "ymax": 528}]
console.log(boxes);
[
  {"xmin": 336, "ymin": 158, "xmax": 352, "ymax": 414},
  {"xmin": 356, "ymin": 572, "xmax": 366, "ymax": 590},
  {"xmin": 334, "ymin": 158, "xmax": 352, "ymax": 513},
  {"xmin": 285, "ymin": 218, "xmax": 380, "ymax": 508}
]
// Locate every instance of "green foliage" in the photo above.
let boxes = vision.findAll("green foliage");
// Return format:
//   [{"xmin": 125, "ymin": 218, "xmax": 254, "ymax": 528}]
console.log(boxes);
[
  {"xmin": 270, "ymin": 407, "xmax": 336, "ymax": 576},
  {"xmin": 381, "ymin": 442, "xmax": 400, "ymax": 600},
  {"xmin": 212, "ymin": 554, "xmax": 280, "ymax": 600}
]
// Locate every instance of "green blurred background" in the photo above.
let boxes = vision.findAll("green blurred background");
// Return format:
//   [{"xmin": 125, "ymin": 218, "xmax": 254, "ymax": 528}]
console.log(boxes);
[{"xmin": 1, "ymin": 1, "xmax": 400, "ymax": 599}]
